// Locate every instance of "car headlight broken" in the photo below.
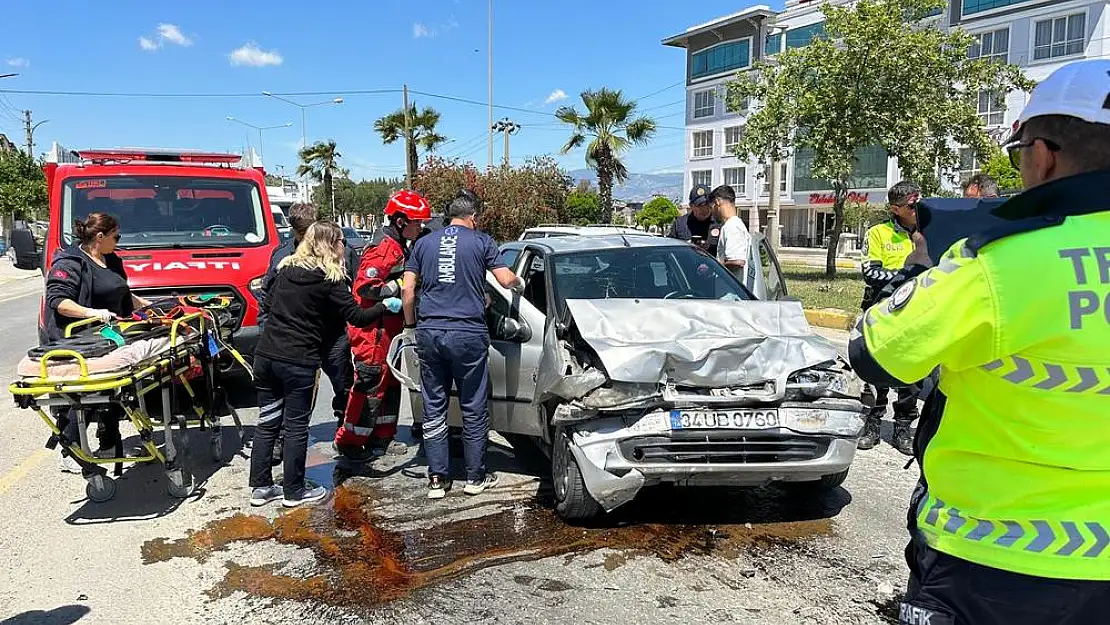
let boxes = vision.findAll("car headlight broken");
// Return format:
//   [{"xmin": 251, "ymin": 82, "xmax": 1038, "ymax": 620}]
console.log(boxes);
[{"xmin": 783, "ymin": 408, "xmax": 864, "ymax": 437}]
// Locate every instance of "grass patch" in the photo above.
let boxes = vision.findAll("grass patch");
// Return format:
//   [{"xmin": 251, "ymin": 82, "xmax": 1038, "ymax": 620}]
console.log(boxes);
[{"xmin": 783, "ymin": 264, "xmax": 865, "ymax": 313}]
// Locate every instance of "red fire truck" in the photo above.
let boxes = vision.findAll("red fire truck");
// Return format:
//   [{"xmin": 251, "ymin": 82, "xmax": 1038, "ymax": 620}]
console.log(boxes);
[{"xmin": 29, "ymin": 144, "xmax": 280, "ymax": 357}]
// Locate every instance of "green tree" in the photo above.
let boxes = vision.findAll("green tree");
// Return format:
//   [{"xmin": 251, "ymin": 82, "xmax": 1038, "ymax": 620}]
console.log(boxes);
[
  {"xmin": 374, "ymin": 104, "xmax": 447, "ymax": 185},
  {"xmin": 556, "ymin": 88, "xmax": 656, "ymax": 223},
  {"xmin": 412, "ymin": 156, "xmax": 571, "ymax": 242},
  {"xmin": 979, "ymin": 149, "xmax": 1023, "ymax": 194},
  {"xmin": 0, "ymin": 150, "xmax": 47, "ymax": 224},
  {"xmin": 297, "ymin": 140, "xmax": 346, "ymax": 217},
  {"xmin": 726, "ymin": 0, "xmax": 1032, "ymax": 276},
  {"xmin": 634, "ymin": 197, "xmax": 680, "ymax": 230},
  {"xmin": 564, "ymin": 190, "xmax": 602, "ymax": 225}
]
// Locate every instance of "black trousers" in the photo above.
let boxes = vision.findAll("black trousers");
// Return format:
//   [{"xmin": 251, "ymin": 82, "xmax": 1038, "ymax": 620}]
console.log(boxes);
[
  {"xmin": 249, "ymin": 355, "xmax": 319, "ymax": 498},
  {"xmin": 870, "ymin": 384, "xmax": 918, "ymax": 418},
  {"xmin": 320, "ymin": 333, "xmax": 353, "ymax": 430},
  {"xmin": 902, "ymin": 539, "xmax": 1110, "ymax": 625}
]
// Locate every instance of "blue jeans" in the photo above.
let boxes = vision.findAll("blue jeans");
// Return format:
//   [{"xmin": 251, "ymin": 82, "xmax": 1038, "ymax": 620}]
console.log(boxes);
[
  {"xmin": 416, "ymin": 328, "xmax": 490, "ymax": 482},
  {"xmin": 249, "ymin": 355, "xmax": 320, "ymax": 499}
]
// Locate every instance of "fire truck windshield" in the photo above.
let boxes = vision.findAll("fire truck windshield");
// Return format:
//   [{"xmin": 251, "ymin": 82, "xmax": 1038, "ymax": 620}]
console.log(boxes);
[{"xmin": 62, "ymin": 175, "xmax": 268, "ymax": 248}]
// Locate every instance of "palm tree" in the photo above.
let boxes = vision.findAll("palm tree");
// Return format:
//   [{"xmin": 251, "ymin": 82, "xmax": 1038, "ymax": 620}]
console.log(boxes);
[
  {"xmin": 557, "ymin": 88, "xmax": 656, "ymax": 223},
  {"xmin": 297, "ymin": 140, "xmax": 345, "ymax": 216},
  {"xmin": 374, "ymin": 104, "xmax": 447, "ymax": 186}
]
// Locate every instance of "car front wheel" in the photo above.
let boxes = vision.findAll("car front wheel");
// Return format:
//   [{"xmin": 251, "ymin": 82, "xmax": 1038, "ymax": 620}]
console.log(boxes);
[{"xmin": 551, "ymin": 426, "xmax": 602, "ymax": 521}]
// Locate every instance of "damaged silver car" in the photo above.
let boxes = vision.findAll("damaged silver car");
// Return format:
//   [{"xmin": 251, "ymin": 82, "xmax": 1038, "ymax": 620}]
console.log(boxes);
[{"xmin": 389, "ymin": 235, "xmax": 868, "ymax": 520}]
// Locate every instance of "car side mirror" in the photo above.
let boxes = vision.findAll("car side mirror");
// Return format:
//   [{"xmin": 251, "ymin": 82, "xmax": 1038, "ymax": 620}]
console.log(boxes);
[
  {"xmin": 496, "ymin": 317, "xmax": 531, "ymax": 342},
  {"xmin": 9, "ymin": 228, "xmax": 41, "ymax": 271}
]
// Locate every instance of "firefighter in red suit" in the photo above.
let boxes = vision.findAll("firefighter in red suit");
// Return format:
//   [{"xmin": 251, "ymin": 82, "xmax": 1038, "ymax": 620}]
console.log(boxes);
[{"xmin": 335, "ymin": 190, "xmax": 432, "ymax": 460}]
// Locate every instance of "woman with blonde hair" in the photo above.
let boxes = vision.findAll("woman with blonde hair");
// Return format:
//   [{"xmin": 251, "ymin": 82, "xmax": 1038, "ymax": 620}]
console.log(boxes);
[{"xmin": 249, "ymin": 221, "xmax": 400, "ymax": 507}]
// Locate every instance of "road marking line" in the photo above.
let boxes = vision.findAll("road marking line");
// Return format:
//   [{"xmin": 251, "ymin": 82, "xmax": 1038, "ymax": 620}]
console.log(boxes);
[{"xmin": 0, "ymin": 449, "xmax": 51, "ymax": 497}]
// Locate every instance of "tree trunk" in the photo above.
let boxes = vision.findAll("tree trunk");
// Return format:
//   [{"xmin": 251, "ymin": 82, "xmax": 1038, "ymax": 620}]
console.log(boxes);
[
  {"xmin": 825, "ymin": 182, "xmax": 848, "ymax": 278},
  {"xmin": 324, "ymin": 171, "xmax": 333, "ymax": 218},
  {"xmin": 407, "ymin": 136, "xmax": 419, "ymax": 188},
  {"xmin": 598, "ymin": 164, "xmax": 614, "ymax": 225}
]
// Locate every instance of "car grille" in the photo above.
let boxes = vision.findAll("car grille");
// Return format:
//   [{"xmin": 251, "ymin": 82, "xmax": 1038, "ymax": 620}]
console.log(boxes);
[
  {"xmin": 131, "ymin": 286, "xmax": 246, "ymax": 335},
  {"xmin": 618, "ymin": 431, "xmax": 830, "ymax": 465}
]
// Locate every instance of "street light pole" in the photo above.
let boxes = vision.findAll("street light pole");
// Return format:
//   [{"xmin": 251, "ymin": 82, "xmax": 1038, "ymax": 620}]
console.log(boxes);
[
  {"xmin": 488, "ymin": 0, "xmax": 494, "ymax": 170},
  {"xmin": 261, "ymin": 92, "xmax": 343, "ymax": 199},
  {"xmin": 225, "ymin": 117, "xmax": 292, "ymax": 163}
]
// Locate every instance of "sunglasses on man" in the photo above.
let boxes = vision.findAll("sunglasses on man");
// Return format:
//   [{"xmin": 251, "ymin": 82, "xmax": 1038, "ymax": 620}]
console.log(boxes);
[{"xmin": 1006, "ymin": 137, "xmax": 1061, "ymax": 169}]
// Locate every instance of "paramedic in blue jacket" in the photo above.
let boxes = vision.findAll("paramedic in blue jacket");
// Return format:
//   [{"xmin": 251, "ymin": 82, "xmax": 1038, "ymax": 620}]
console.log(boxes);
[{"xmin": 401, "ymin": 190, "xmax": 523, "ymax": 500}]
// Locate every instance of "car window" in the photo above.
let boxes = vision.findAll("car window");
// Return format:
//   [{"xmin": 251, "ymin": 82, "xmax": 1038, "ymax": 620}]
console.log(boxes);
[
  {"xmin": 521, "ymin": 252, "xmax": 549, "ymax": 316},
  {"xmin": 500, "ymin": 248, "xmax": 521, "ymax": 270},
  {"xmin": 759, "ymin": 240, "xmax": 786, "ymax": 300},
  {"xmin": 550, "ymin": 246, "xmax": 753, "ymax": 316},
  {"xmin": 521, "ymin": 231, "xmax": 546, "ymax": 240}
]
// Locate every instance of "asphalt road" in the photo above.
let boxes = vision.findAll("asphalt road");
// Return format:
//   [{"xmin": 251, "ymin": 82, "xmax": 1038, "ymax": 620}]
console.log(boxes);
[{"xmin": 0, "ymin": 288, "xmax": 920, "ymax": 625}]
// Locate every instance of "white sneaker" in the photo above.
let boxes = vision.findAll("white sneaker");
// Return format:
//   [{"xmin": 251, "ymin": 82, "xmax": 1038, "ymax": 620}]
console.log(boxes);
[
  {"xmin": 249, "ymin": 485, "xmax": 283, "ymax": 507},
  {"xmin": 427, "ymin": 475, "xmax": 450, "ymax": 500},
  {"xmin": 463, "ymin": 472, "xmax": 500, "ymax": 496},
  {"xmin": 282, "ymin": 485, "xmax": 330, "ymax": 508},
  {"xmin": 59, "ymin": 455, "xmax": 82, "ymax": 474}
]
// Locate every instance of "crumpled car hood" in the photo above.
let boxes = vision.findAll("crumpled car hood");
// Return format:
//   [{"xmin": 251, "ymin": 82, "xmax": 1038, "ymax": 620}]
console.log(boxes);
[{"xmin": 542, "ymin": 299, "xmax": 840, "ymax": 397}]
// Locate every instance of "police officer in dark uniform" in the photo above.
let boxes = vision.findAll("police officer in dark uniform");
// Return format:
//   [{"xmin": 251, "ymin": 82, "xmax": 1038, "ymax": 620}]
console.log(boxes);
[{"xmin": 667, "ymin": 184, "xmax": 722, "ymax": 256}]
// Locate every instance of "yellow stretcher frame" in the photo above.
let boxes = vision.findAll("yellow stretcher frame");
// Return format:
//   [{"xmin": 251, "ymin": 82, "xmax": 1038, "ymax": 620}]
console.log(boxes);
[{"xmin": 9, "ymin": 313, "xmax": 246, "ymax": 503}]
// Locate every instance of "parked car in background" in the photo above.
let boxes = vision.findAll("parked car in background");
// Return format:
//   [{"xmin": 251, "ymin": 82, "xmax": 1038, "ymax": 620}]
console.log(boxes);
[
  {"xmin": 389, "ymin": 235, "xmax": 867, "ymax": 520},
  {"xmin": 342, "ymin": 226, "xmax": 368, "ymax": 253},
  {"xmin": 518, "ymin": 224, "xmax": 653, "ymax": 240},
  {"xmin": 272, "ymin": 207, "xmax": 292, "ymax": 241},
  {"xmin": 357, "ymin": 229, "xmax": 373, "ymax": 239}
]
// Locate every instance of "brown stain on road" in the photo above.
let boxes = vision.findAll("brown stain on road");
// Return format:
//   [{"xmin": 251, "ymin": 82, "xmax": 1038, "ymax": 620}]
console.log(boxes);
[{"xmin": 142, "ymin": 481, "xmax": 835, "ymax": 610}]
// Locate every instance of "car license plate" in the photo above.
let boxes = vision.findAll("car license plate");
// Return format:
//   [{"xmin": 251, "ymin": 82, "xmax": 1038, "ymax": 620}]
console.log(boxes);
[{"xmin": 669, "ymin": 409, "xmax": 780, "ymax": 430}]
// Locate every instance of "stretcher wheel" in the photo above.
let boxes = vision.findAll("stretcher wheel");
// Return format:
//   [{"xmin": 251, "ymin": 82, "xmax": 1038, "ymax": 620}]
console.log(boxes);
[
  {"xmin": 86, "ymin": 475, "xmax": 117, "ymax": 503},
  {"xmin": 210, "ymin": 436, "xmax": 224, "ymax": 461},
  {"xmin": 166, "ymin": 468, "xmax": 194, "ymax": 498}
]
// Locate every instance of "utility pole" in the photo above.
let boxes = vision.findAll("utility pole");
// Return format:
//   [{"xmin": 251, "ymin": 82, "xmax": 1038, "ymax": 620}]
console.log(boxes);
[
  {"xmin": 488, "ymin": 0, "xmax": 494, "ymax": 170},
  {"xmin": 23, "ymin": 110, "xmax": 48, "ymax": 157},
  {"xmin": 403, "ymin": 84, "xmax": 414, "ymax": 188},
  {"xmin": 491, "ymin": 118, "xmax": 520, "ymax": 166}
]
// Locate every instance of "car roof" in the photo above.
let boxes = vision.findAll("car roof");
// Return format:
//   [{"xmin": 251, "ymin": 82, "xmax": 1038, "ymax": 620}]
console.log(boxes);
[
  {"xmin": 522, "ymin": 225, "xmax": 646, "ymax": 236},
  {"xmin": 503, "ymin": 233, "xmax": 693, "ymax": 254}
]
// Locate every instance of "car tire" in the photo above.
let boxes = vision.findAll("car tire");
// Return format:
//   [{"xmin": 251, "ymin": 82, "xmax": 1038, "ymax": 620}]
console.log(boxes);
[
  {"xmin": 785, "ymin": 468, "xmax": 849, "ymax": 492},
  {"xmin": 551, "ymin": 426, "xmax": 602, "ymax": 521}
]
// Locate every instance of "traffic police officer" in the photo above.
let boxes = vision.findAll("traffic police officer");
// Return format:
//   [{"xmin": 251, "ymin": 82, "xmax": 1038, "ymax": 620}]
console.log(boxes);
[
  {"xmin": 668, "ymin": 184, "xmax": 722, "ymax": 256},
  {"xmin": 857, "ymin": 181, "xmax": 922, "ymax": 454},
  {"xmin": 849, "ymin": 59, "xmax": 1110, "ymax": 624}
]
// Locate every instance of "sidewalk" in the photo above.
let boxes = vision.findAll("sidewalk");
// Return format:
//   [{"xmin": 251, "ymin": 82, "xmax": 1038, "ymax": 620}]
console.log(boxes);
[
  {"xmin": 0, "ymin": 259, "xmax": 41, "ymax": 287},
  {"xmin": 777, "ymin": 246, "xmax": 859, "ymax": 270}
]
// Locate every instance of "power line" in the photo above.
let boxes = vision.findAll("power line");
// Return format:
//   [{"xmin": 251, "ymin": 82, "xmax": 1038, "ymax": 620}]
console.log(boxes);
[
  {"xmin": 0, "ymin": 88, "xmax": 402, "ymax": 98},
  {"xmin": 636, "ymin": 80, "xmax": 685, "ymax": 101},
  {"xmin": 640, "ymin": 99, "xmax": 685, "ymax": 113},
  {"xmin": 408, "ymin": 89, "xmax": 555, "ymax": 118}
]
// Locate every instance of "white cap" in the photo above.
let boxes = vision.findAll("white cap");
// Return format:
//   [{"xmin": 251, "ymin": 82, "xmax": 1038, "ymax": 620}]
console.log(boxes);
[{"xmin": 1011, "ymin": 59, "xmax": 1110, "ymax": 140}]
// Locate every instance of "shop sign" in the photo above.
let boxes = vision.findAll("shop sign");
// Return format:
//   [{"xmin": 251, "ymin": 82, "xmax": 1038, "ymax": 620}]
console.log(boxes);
[{"xmin": 808, "ymin": 192, "xmax": 871, "ymax": 205}]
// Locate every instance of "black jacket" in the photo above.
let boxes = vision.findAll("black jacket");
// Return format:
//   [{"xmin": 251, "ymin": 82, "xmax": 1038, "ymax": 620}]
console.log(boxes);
[
  {"xmin": 42, "ymin": 246, "xmax": 133, "ymax": 344},
  {"xmin": 667, "ymin": 212, "xmax": 721, "ymax": 256},
  {"xmin": 255, "ymin": 266, "xmax": 386, "ymax": 368},
  {"xmin": 257, "ymin": 236, "xmax": 360, "ymax": 328}
]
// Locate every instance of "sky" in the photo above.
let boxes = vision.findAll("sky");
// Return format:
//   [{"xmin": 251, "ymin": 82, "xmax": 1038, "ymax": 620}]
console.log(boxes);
[{"xmin": 0, "ymin": 0, "xmax": 783, "ymax": 181}]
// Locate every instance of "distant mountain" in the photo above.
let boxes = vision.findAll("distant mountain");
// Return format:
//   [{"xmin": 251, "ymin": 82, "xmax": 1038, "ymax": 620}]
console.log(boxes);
[{"xmin": 569, "ymin": 169, "xmax": 683, "ymax": 203}]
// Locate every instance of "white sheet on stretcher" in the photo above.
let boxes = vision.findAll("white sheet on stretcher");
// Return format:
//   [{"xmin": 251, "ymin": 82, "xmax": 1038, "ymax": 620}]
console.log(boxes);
[{"xmin": 17, "ymin": 333, "xmax": 197, "ymax": 380}]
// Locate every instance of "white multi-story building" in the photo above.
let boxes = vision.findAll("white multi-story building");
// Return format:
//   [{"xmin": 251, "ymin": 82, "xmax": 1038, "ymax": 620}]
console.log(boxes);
[{"xmin": 663, "ymin": 0, "xmax": 1110, "ymax": 248}]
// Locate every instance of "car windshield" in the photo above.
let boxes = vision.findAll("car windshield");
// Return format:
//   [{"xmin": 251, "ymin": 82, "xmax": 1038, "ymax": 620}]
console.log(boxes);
[
  {"xmin": 550, "ymin": 246, "xmax": 754, "ymax": 316},
  {"xmin": 272, "ymin": 211, "xmax": 289, "ymax": 228},
  {"xmin": 62, "ymin": 175, "xmax": 268, "ymax": 248}
]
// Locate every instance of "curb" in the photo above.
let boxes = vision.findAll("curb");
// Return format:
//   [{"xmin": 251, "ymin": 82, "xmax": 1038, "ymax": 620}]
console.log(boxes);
[
  {"xmin": 0, "ymin": 272, "xmax": 41, "ymax": 288},
  {"xmin": 780, "ymin": 260, "xmax": 859, "ymax": 271},
  {"xmin": 804, "ymin": 308, "xmax": 856, "ymax": 331}
]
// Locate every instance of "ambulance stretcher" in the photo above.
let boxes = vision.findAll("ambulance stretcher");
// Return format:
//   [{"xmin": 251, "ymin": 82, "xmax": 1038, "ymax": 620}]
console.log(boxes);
[{"xmin": 8, "ymin": 298, "xmax": 249, "ymax": 503}]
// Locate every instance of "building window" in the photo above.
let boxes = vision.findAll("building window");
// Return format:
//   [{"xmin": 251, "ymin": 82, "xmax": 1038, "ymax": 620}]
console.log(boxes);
[
  {"xmin": 723, "ymin": 167, "xmax": 747, "ymax": 196},
  {"xmin": 761, "ymin": 162, "xmax": 789, "ymax": 196},
  {"xmin": 1033, "ymin": 13, "xmax": 1086, "ymax": 61},
  {"xmin": 962, "ymin": 0, "xmax": 1027, "ymax": 16},
  {"xmin": 764, "ymin": 33, "xmax": 782, "ymax": 56},
  {"xmin": 692, "ymin": 39, "xmax": 751, "ymax": 79},
  {"xmin": 724, "ymin": 126, "xmax": 744, "ymax": 154},
  {"xmin": 692, "ymin": 130, "xmax": 714, "ymax": 159},
  {"xmin": 958, "ymin": 148, "xmax": 980, "ymax": 184},
  {"xmin": 793, "ymin": 144, "xmax": 888, "ymax": 192},
  {"xmin": 785, "ymin": 22, "xmax": 826, "ymax": 49},
  {"xmin": 693, "ymin": 90, "xmax": 716, "ymax": 119},
  {"xmin": 692, "ymin": 170, "xmax": 712, "ymax": 188},
  {"xmin": 969, "ymin": 28, "xmax": 1009, "ymax": 63},
  {"xmin": 978, "ymin": 90, "xmax": 1006, "ymax": 127}
]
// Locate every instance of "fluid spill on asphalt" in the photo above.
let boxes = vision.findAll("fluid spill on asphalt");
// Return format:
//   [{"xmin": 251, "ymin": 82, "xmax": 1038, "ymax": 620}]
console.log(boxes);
[{"xmin": 142, "ymin": 480, "xmax": 837, "ymax": 611}]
